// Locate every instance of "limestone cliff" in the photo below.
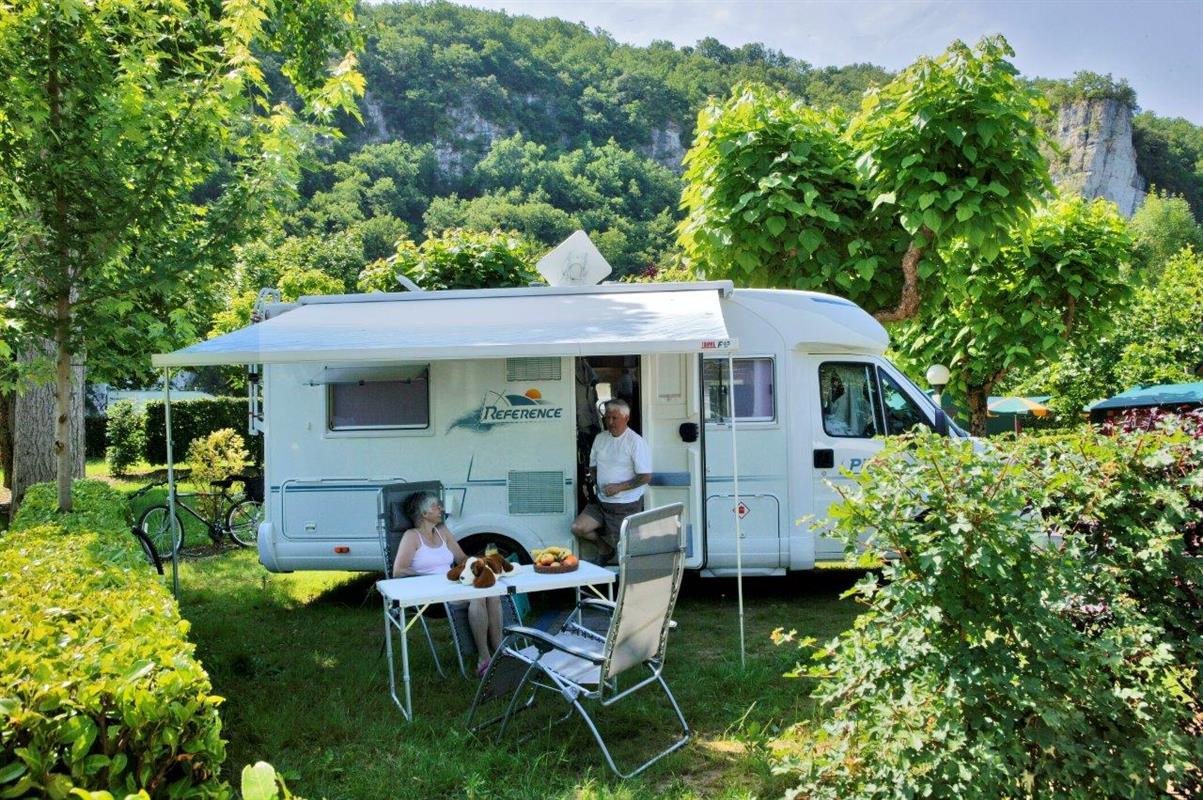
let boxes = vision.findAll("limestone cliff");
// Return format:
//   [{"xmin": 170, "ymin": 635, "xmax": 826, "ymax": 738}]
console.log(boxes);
[
  {"xmin": 1049, "ymin": 98, "xmax": 1145, "ymax": 217},
  {"xmin": 640, "ymin": 122, "xmax": 687, "ymax": 172}
]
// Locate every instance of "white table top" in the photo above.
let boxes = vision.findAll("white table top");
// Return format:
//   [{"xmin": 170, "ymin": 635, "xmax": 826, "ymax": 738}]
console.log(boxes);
[
  {"xmin": 376, "ymin": 560, "xmax": 615, "ymax": 605},
  {"xmin": 502, "ymin": 560, "xmax": 616, "ymax": 593},
  {"xmin": 377, "ymin": 573, "xmax": 508, "ymax": 605}
]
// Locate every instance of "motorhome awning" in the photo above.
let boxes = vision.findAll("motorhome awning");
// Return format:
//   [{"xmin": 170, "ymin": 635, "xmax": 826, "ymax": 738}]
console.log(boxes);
[{"xmin": 152, "ymin": 283, "xmax": 736, "ymax": 367}]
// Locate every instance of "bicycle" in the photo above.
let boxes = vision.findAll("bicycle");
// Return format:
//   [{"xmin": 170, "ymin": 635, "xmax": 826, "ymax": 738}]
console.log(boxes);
[{"xmin": 137, "ymin": 475, "xmax": 264, "ymax": 559}]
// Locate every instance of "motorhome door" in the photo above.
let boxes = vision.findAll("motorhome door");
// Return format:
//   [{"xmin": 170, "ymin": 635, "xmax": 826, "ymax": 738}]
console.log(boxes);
[
  {"xmin": 808, "ymin": 358, "xmax": 884, "ymax": 559},
  {"xmin": 642, "ymin": 353, "xmax": 703, "ymax": 568}
]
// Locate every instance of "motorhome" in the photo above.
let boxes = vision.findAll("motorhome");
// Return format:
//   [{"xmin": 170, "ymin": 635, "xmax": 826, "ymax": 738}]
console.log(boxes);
[{"xmin": 154, "ymin": 276, "xmax": 960, "ymax": 576}]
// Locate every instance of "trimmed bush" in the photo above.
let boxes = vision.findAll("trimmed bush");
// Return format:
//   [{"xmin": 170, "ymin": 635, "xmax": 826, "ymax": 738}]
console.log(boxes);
[
  {"xmin": 144, "ymin": 398, "xmax": 260, "ymax": 466},
  {"xmin": 105, "ymin": 401, "xmax": 147, "ymax": 476},
  {"xmin": 85, "ymin": 416, "xmax": 108, "ymax": 460},
  {"xmin": 1, "ymin": 480, "xmax": 228, "ymax": 798},
  {"xmin": 12, "ymin": 480, "xmax": 133, "ymax": 536}
]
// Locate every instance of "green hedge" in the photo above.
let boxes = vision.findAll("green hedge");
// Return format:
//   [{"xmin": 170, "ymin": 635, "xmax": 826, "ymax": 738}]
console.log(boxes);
[
  {"xmin": 144, "ymin": 398, "xmax": 261, "ymax": 466},
  {"xmin": 1, "ymin": 481, "xmax": 228, "ymax": 798}
]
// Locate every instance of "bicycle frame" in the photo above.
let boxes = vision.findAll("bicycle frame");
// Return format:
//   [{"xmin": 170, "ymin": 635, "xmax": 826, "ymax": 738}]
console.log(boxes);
[{"xmin": 171, "ymin": 488, "xmax": 240, "ymax": 544}]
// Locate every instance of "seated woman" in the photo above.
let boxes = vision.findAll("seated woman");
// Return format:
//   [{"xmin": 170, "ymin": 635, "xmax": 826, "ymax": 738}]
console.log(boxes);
[{"xmin": 391, "ymin": 491, "xmax": 502, "ymax": 677}]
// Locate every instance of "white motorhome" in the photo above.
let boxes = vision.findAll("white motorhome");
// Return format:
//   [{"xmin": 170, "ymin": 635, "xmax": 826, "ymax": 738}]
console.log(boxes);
[{"xmin": 154, "ymin": 279, "xmax": 961, "ymax": 576}]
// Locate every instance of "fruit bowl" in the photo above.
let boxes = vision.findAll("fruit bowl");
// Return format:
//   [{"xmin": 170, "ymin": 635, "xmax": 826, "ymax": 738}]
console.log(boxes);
[
  {"xmin": 531, "ymin": 547, "xmax": 578, "ymax": 574},
  {"xmin": 533, "ymin": 561, "xmax": 579, "ymax": 574}
]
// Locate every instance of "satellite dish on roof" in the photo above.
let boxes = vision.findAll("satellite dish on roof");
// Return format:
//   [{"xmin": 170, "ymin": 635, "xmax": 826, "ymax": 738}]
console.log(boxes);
[{"xmin": 536, "ymin": 230, "xmax": 612, "ymax": 287}]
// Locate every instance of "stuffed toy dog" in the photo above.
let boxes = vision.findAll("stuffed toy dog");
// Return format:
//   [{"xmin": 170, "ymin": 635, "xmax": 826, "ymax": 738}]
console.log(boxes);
[{"xmin": 447, "ymin": 552, "xmax": 514, "ymax": 588}]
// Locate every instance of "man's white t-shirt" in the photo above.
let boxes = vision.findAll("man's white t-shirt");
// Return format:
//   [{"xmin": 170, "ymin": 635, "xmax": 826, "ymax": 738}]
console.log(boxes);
[{"xmin": 590, "ymin": 428, "xmax": 652, "ymax": 505}]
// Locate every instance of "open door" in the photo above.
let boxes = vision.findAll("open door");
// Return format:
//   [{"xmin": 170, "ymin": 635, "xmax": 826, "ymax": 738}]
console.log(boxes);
[{"xmin": 642, "ymin": 353, "xmax": 703, "ymax": 568}]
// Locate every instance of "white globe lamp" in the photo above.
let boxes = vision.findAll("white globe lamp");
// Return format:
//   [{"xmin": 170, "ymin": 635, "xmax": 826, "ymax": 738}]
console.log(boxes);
[{"xmin": 925, "ymin": 364, "xmax": 950, "ymax": 406}]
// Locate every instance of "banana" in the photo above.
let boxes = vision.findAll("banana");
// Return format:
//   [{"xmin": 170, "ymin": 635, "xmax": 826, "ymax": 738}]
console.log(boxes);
[{"xmin": 532, "ymin": 546, "xmax": 573, "ymax": 563}]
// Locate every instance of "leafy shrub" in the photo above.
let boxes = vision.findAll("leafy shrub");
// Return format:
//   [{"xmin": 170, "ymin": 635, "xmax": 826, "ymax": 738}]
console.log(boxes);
[
  {"xmin": 186, "ymin": 430, "xmax": 250, "ymax": 519},
  {"xmin": 357, "ymin": 227, "xmax": 537, "ymax": 292},
  {"xmin": 773, "ymin": 429, "xmax": 1201, "ymax": 798},
  {"xmin": 144, "ymin": 398, "xmax": 258, "ymax": 465},
  {"xmin": 105, "ymin": 401, "xmax": 147, "ymax": 476},
  {"xmin": 1, "ymin": 482, "xmax": 227, "ymax": 798}
]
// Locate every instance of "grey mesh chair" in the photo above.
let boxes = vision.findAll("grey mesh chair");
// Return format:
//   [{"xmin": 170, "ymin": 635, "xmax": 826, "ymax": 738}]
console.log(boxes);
[
  {"xmin": 466, "ymin": 502, "xmax": 688, "ymax": 778},
  {"xmin": 378, "ymin": 481, "xmax": 523, "ymax": 679}
]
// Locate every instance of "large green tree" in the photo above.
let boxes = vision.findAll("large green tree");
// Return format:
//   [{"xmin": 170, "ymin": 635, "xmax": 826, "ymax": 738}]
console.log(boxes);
[
  {"xmin": 0, "ymin": 0, "xmax": 363, "ymax": 510},
  {"xmin": 1011, "ymin": 246, "xmax": 1203, "ymax": 418},
  {"xmin": 679, "ymin": 36, "xmax": 1051, "ymax": 322},
  {"xmin": 1128, "ymin": 190, "xmax": 1203, "ymax": 277},
  {"xmin": 676, "ymin": 36, "xmax": 1140, "ymax": 433},
  {"xmin": 895, "ymin": 196, "xmax": 1132, "ymax": 431}
]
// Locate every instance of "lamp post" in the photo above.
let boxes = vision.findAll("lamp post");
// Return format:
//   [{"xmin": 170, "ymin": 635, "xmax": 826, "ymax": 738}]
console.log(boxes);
[{"xmin": 925, "ymin": 364, "xmax": 950, "ymax": 408}]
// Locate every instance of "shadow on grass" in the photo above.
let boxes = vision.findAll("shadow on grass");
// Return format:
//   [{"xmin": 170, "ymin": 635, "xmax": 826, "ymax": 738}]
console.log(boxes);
[{"xmin": 175, "ymin": 552, "xmax": 864, "ymax": 799}]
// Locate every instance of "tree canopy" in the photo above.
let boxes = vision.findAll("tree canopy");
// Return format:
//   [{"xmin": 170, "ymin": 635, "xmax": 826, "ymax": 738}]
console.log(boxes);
[
  {"xmin": 679, "ymin": 36, "xmax": 1052, "ymax": 327},
  {"xmin": 0, "ymin": 0, "xmax": 363, "ymax": 509}
]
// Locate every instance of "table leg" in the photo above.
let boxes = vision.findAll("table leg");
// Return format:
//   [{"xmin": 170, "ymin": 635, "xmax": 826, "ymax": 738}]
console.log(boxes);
[
  {"xmin": 384, "ymin": 598, "xmax": 413, "ymax": 721},
  {"xmin": 400, "ymin": 603, "xmax": 412, "ymax": 718}
]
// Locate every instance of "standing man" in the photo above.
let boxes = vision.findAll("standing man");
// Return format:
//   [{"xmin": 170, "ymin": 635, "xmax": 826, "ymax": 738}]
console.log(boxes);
[{"xmin": 570, "ymin": 399, "xmax": 651, "ymax": 565}]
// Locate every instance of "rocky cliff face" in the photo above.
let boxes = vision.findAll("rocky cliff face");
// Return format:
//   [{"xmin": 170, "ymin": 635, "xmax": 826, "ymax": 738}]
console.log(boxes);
[
  {"xmin": 640, "ymin": 122, "xmax": 687, "ymax": 172},
  {"xmin": 1049, "ymin": 98, "xmax": 1145, "ymax": 217}
]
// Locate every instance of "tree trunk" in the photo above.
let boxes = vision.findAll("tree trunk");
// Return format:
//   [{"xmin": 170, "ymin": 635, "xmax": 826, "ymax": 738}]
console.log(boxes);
[
  {"xmin": 874, "ymin": 228, "xmax": 933, "ymax": 324},
  {"xmin": 54, "ymin": 295, "xmax": 74, "ymax": 511},
  {"xmin": 966, "ymin": 385, "xmax": 990, "ymax": 437},
  {"xmin": 10, "ymin": 342, "xmax": 84, "ymax": 517},
  {"xmin": 0, "ymin": 390, "xmax": 13, "ymax": 492}
]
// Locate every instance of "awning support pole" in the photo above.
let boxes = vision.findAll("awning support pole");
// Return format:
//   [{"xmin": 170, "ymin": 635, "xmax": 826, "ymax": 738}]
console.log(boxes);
[
  {"xmin": 728, "ymin": 355, "xmax": 745, "ymax": 669},
  {"xmin": 164, "ymin": 369, "xmax": 179, "ymax": 599}
]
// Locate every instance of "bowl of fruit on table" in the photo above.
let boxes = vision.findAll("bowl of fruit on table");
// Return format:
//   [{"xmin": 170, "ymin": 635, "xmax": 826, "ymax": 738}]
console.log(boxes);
[{"xmin": 532, "ymin": 547, "xmax": 579, "ymax": 573}]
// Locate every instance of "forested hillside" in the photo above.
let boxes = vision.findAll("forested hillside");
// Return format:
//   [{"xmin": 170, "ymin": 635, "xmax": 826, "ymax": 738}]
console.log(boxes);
[{"xmin": 154, "ymin": 1, "xmax": 1203, "ymax": 384}]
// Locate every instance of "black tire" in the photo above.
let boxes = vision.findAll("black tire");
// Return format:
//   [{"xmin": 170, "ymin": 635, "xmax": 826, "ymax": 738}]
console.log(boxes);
[
  {"xmin": 130, "ymin": 527, "xmax": 164, "ymax": 574},
  {"xmin": 138, "ymin": 505, "xmax": 183, "ymax": 559},
  {"xmin": 457, "ymin": 533, "xmax": 531, "ymax": 565},
  {"xmin": 225, "ymin": 499, "xmax": 263, "ymax": 547}
]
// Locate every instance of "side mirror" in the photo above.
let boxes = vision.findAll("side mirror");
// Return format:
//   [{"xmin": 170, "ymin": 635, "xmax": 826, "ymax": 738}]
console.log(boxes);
[
  {"xmin": 678, "ymin": 422, "xmax": 699, "ymax": 443},
  {"xmin": 933, "ymin": 408, "xmax": 950, "ymax": 437}
]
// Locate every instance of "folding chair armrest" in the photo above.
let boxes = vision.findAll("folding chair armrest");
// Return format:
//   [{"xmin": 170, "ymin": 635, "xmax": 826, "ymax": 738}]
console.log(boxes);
[
  {"xmin": 573, "ymin": 598, "xmax": 675, "ymax": 629},
  {"xmin": 577, "ymin": 597, "xmax": 616, "ymax": 614},
  {"xmin": 502, "ymin": 625, "xmax": 605, "ymax": 664}
]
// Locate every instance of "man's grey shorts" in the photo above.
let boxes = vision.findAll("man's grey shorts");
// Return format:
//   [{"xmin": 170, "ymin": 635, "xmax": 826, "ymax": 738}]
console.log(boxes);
[{"xmin": 582, "ymin": 498, "xmax": 645, "ymax": 549}]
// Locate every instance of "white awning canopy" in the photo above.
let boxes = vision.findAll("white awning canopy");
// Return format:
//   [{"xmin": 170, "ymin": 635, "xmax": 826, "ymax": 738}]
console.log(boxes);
[{"xmin": 153, "ymin": 282, "xmax": 736, "ymax": 367}]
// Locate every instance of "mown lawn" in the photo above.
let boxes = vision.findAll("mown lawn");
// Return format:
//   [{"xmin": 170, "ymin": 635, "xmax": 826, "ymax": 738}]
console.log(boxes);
[{"xmin": 176, "ymin": 551, "xmax": 864, "ymax": 799}]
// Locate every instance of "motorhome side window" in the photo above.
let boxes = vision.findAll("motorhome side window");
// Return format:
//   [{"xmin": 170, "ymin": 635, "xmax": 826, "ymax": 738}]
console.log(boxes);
[
  {"xmin": 819, "ymin": 363, "xmax": 881, "ymax": 438},
  {"xmin": 704, "ymin": 358, "xmax": 775, "ymax": 423},
  {"xmin": 327, "ymin": 369, "xmax": 430, "ymax": 431}
]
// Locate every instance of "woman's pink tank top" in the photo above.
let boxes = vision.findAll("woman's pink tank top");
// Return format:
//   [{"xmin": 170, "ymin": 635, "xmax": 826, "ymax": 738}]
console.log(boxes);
[{"xmin": 410, "ymin": 527, "xmax": 454, "ymax": 576}]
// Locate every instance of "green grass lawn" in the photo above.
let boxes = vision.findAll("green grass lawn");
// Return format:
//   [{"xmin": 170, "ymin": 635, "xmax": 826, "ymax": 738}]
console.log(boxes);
[{"xmin": 176, "ymin": 552, "xmax": 864, "ymax": 799}]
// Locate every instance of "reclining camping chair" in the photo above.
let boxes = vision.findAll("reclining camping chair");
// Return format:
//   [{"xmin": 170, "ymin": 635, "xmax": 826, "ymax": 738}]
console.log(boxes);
[
  {"xmin": 379, "ymin": 481, "xmax": 448, "ymax": 677},
  {"xmin": 378, "ymin": 481, "xmax": 523, "ymax": 679},
  {"xmin": 466, "ymin": 502, "xmax": 689, "ymax": 778}
]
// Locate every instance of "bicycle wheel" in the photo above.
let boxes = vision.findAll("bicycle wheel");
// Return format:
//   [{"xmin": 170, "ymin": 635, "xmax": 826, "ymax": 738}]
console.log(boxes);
[
  {"xmin": 129, "ymin": 527, "xmax": 164, "ymax": 575},
  {"xmin": 225, "ymin": 499, "xmax": 263, "ymax": 547},
  {"xmin": 138, "ymin": 505, "xmax": 184, "ymax": 559}
]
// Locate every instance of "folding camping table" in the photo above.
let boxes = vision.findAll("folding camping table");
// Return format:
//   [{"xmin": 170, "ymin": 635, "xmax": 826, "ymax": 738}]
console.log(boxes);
[{"xmin": 378, "ymin": 561, "xmax": 616, "ymax": 720}]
